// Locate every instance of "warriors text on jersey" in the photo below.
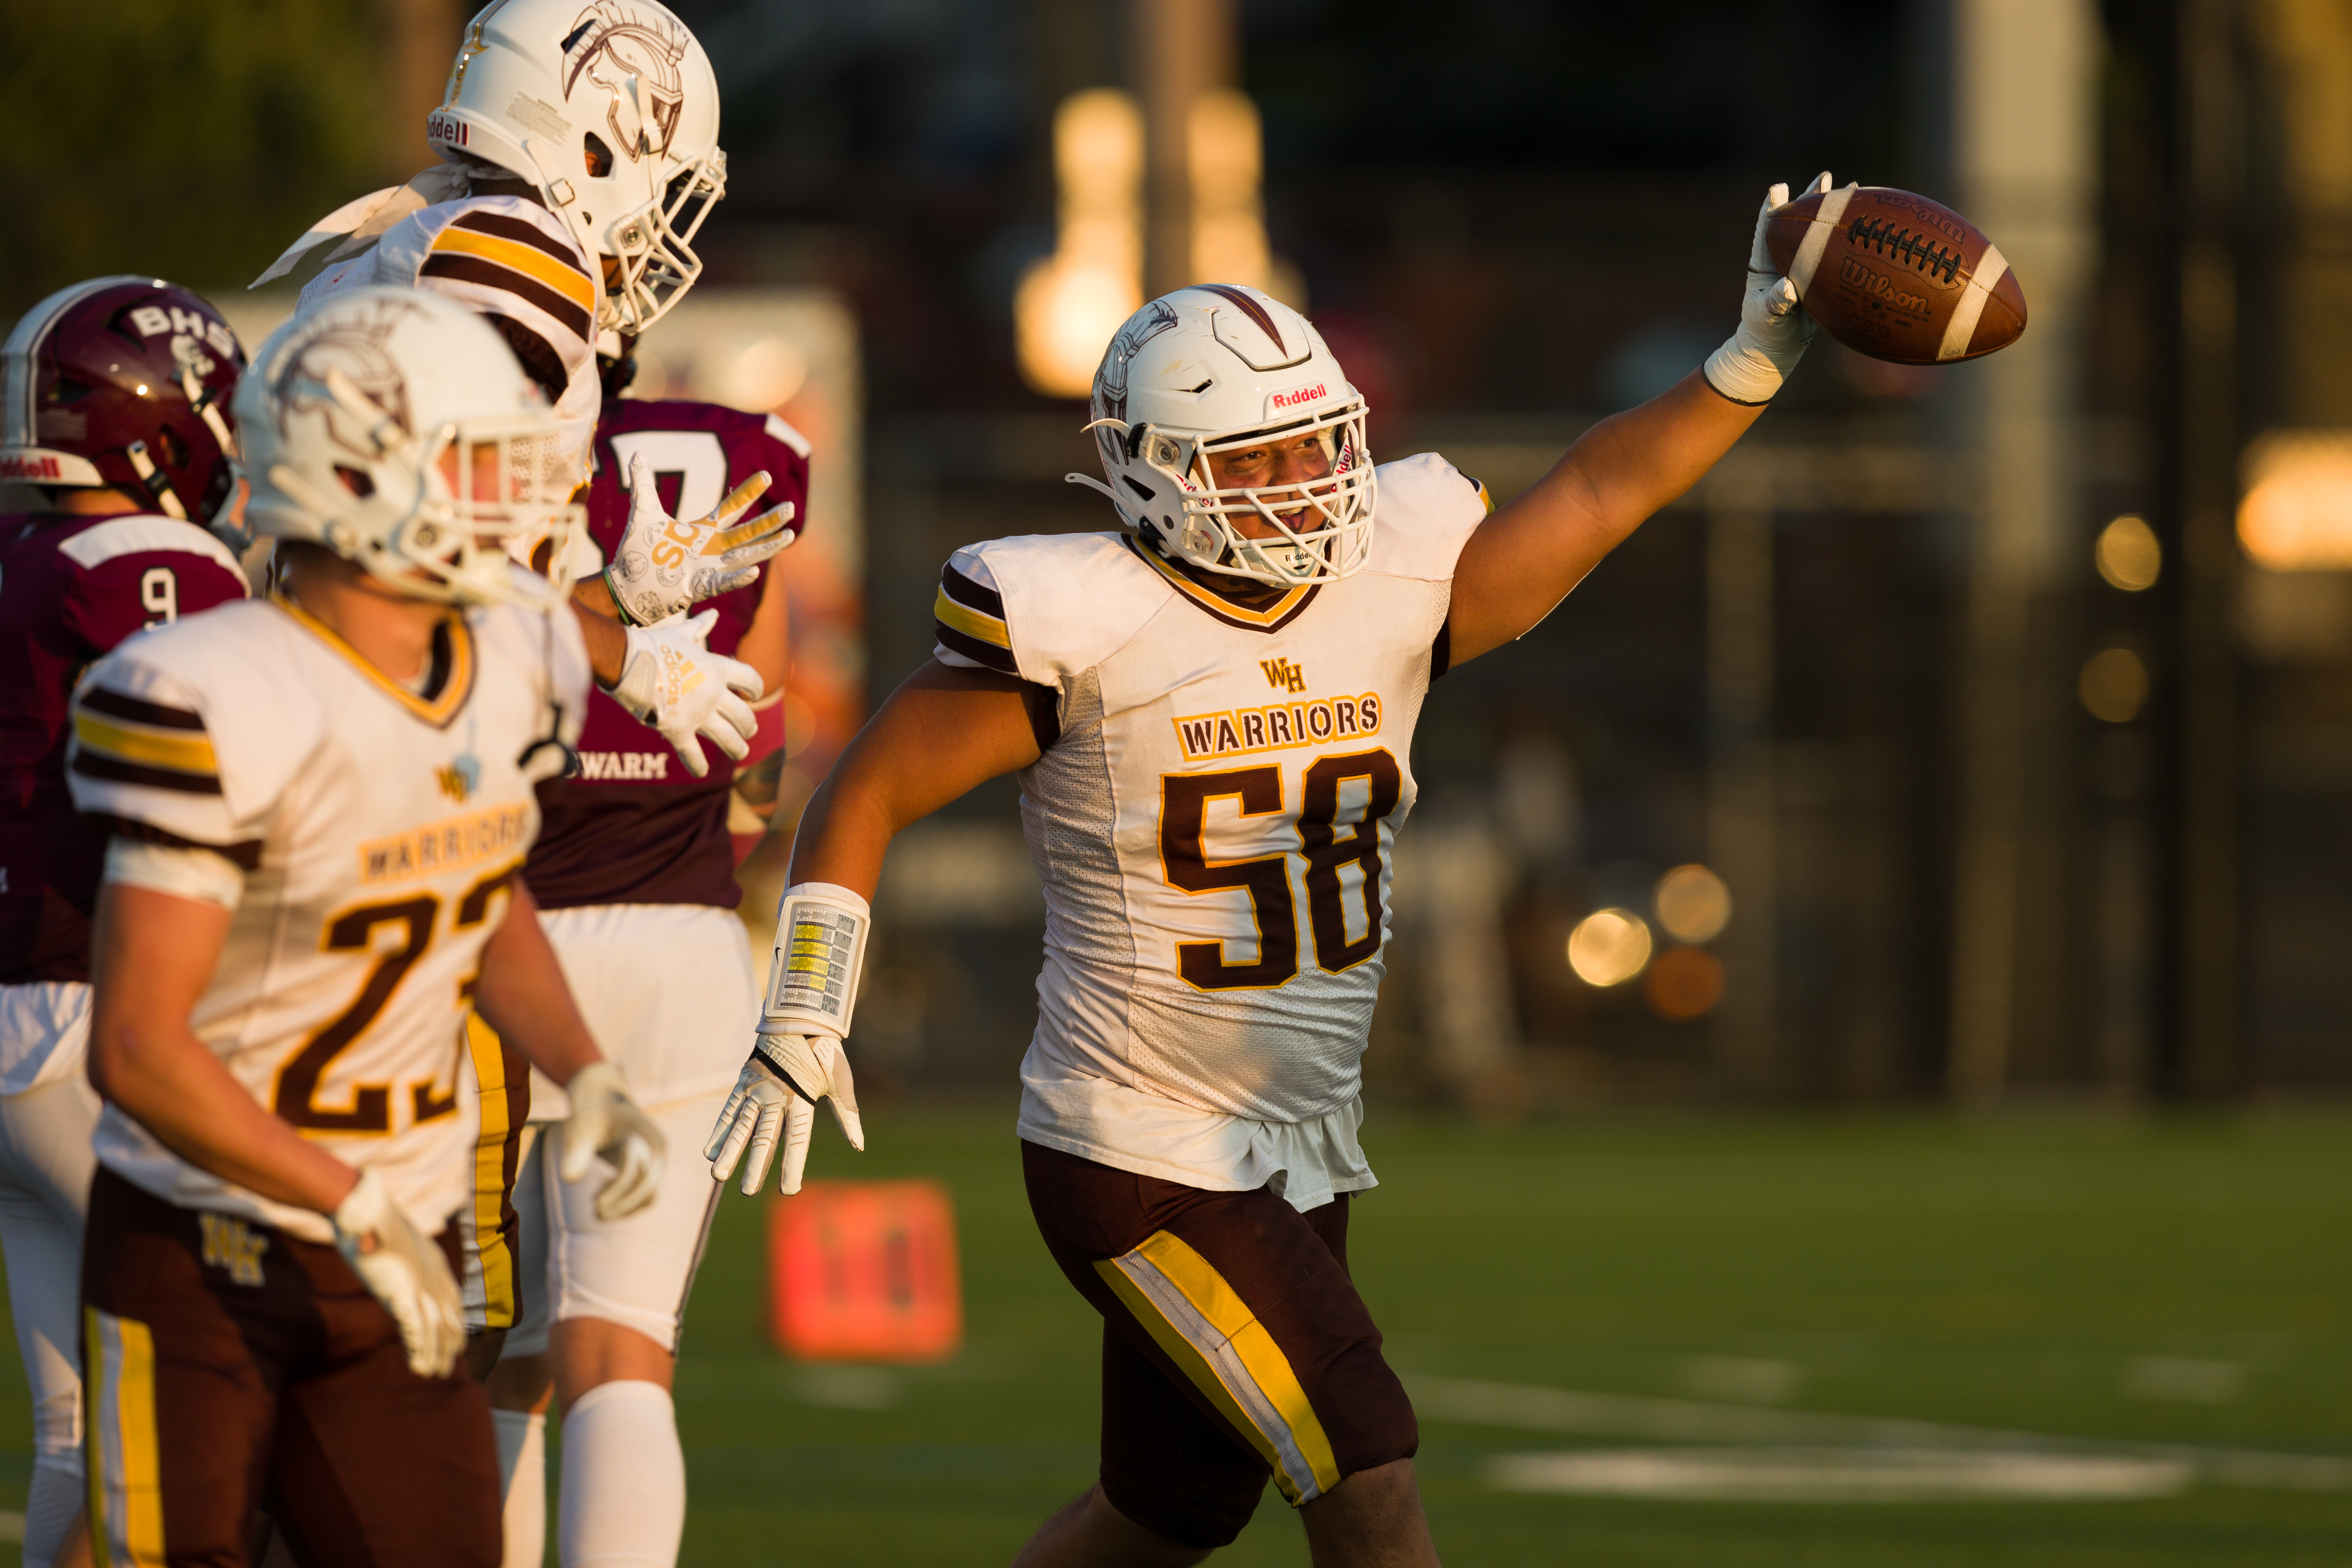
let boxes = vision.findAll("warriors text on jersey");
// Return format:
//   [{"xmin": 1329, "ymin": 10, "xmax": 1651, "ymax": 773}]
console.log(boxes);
[
  {"xmin": 0, "ymin": 512, "xmax": 247, "ymax": 1005},
  {"xmin": 65, "ymin": 579, "xmax": 589, "ymax": 1240},
  {"xmin": 932, "ymin": 455, "xmax": 1489, "ymax": 1207},
  {"xmin": 526, "ymin": 398, "xmax": 807, "ymax": 909}
]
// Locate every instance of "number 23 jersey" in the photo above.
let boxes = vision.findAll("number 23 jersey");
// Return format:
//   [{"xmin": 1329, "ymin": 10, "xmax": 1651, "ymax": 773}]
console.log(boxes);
[
  {"xmin": 66, "ymin": 585, "xmax": 589, "ymax": 1242},
  {"xmin": 934, "ymin": 455, "xmax": 1488, "ymax": 1144}
]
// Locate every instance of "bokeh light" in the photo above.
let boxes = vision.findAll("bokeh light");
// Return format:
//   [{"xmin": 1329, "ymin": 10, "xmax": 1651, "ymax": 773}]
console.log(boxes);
[
  {"xmin": 2238, "ymin": 432, "xmax": 2352, "ymax": 570},
  {"xmin": 2095, "ymin": 514, "xmax": 2162, "ymax": 591},
  {"xmin": 1567, "ymin": 909, "xmax": 1653, "ymax": 987},
  {"xmin": 1645, "ymin": 945, "xmax": 1726, "ymax": 1020},
  {"xmin": 1654, "ymin": 864, "xmax": 1733, "ymax": 944},
  {"xmin": 2079, "ymin": 647, "xmax": 2150, "ymax": 724}
]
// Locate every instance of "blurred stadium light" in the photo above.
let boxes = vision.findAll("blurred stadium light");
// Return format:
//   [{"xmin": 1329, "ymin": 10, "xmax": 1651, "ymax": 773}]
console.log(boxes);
[
  {"xmin": 2237, "ymin": 432, "xmax": 2352, "ymax": 570},
  {"xmin": 1015, "ymin": 89, "xmax": 1144, "ymax": 398}
]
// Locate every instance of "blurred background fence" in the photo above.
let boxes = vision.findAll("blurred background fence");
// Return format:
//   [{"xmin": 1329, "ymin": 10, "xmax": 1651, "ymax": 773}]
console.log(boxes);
[{"xmin": 11, "ymin": 0, "xmax": 2352, "ymax": 1112}]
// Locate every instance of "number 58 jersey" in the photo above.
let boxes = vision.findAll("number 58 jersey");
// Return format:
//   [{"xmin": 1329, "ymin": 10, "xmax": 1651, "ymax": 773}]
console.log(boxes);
[
  {"xmin": 934, "ymin": 455, "xmax": 1489, "ymax": 1137},
  {"xmin": 67, "ymin": 584, "xmax": 589, "ymax": 1242}
]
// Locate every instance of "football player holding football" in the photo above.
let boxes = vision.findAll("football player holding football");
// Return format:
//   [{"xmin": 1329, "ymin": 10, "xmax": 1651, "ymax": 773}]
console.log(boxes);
[
  {"xmin": 69, "ymin": 285, "xmax": 664, "ymax": 1567},
  {"xmin": 480, "ymin": 349, "xmax": 809, "ymax": 1568},
  {"xmin": 708, "ymin": 179, "xmax": 1831, "ymax": 1563},
  {"xmin": 0, "ymin": 277, "xmax": 255, "ymax": 1568}
]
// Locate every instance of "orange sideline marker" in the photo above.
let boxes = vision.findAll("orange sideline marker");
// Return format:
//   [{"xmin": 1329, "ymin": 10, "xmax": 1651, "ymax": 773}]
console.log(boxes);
[{"xmin": 769, "ymin": 1180, "xmax": 963, "ymax": 1363}]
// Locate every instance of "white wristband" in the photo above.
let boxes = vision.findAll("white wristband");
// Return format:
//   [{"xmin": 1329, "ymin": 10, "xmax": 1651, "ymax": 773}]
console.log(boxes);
[{"xmin": 761, "ymin": 881, "xmax": 871, "ymax": 1040}]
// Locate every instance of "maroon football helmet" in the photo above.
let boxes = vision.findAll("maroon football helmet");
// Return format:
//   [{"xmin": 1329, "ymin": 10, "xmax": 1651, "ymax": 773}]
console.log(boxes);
[{"xmin": 0, "ymin": 276, "xmax": 245, "ymax": 526}]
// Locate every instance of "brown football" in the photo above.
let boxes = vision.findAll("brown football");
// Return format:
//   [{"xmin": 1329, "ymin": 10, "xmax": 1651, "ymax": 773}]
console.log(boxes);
[{"xmin": 1764, "ymin": 185, "xmax": 2027, "ymax": 364}]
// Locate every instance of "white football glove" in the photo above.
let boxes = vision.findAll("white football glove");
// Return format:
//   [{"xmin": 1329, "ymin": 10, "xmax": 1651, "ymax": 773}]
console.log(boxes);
[
  {"xmin": 331, "ymin": 1169, "xmax": 464, "ymax": 1378},
  {"xmin": 1702, "ymin": 171, "xmax": 1831, "ymax": 405},
  {"xmin": 606, "ymin": 609, "xmax": 763, "ymax": 779},
  {"xmin": 558, "ymin": 1061, "xmax": 666, "ymax": 1221},
  {"xmin": 704, "ymin": 1032, "xmax": 865, "ymax": 1196},
  {"xmin": 603, "ymin": 453, "xmax": 798, "ymax": 627}
]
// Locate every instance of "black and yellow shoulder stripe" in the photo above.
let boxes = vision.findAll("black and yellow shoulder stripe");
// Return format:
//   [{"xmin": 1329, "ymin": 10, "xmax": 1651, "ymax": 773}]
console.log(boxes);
[
  {"xmin": 934, "ymin": 563, "xmax": 1018, "ymax": 675},
  {"xmin": 423, "ymin": 210, "xmax": 596, "ymax": 338},
  {"xmin": 71, "ymin": 688, "xmax": 220, "ymax": 795}
]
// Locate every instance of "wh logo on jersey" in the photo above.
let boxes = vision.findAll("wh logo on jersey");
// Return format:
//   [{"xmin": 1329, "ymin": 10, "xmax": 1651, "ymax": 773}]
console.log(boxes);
[
  {"xmin": 1260, "ymin": 658, "xmax": 1307, "ymax": 693},
  {"xmin": 1172, "ymin": 692, "xmax": 1383, "ymax": 763},
  {"xmin": 199, "ymin": 1213, "xmax": 268, "ymax": 1287}
]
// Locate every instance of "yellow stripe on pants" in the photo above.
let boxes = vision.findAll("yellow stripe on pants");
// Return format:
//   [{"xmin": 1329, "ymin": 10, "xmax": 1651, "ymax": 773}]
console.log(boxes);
[
  {"xmin": 1095, "ymin": 1230, "xmax": 1344, "ymax": 1504},
  {"xmin": 84, "ymin": 1306, "xmax": 164, "ymax": 1568},
  {"xmin": 466, "ymin": 1014, "xmax": 518, "ymax": 1330}
]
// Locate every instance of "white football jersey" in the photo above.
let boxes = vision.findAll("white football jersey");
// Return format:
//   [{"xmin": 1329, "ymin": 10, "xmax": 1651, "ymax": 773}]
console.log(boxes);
[
  {"xmin": 934, "ymin": 455, "xmax": 1489, "ymax": 1149},
  {"xmin": 67, "ymin": 579, "xmax": 589, "ymax": 1242},
  {"xmin": 303, "ymin": 194, "xmax": 600, "ymax": 476}
]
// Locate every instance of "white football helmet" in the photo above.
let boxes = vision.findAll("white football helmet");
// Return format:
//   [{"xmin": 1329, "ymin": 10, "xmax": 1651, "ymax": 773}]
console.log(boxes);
[
  {"xmin": 427, "ymin": 0, "xmax": 725, "ymax": 335},
  {"xmin": 1068, "ymin": 284, "xmax": 1375, "ymax": 587},
  {"xmin": 238, "ymin": 286, "xmax": 583, "ymax": 608}
]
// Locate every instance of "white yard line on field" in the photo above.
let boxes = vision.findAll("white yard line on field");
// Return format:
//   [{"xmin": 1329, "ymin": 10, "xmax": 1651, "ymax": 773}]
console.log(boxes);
[{"xmin": 1406, "ymin": 1375, "xmax": 2352, "ymax": 1493}]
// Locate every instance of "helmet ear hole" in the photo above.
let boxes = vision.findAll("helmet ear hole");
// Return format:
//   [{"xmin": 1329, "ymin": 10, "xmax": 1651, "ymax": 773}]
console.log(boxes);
[
  {"xmin": 334, "ymin": 465, "xmax": 376, "ymax": 499},
  {"xmin": 583, "ymin": 133, "xmax": 615, "ymax": 179}
]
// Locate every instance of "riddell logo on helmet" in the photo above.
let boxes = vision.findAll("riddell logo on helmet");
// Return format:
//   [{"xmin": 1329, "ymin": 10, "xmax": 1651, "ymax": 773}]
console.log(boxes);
[
  {"xmin": 427, "ymin": 110, "xmax": 468, "ymax": 147},
  {"xmin": 0, "ymin": 455, "xmax": 61, "ymax": 481},
  {"xmin": 1271, "ymin": 384, "xmax": 1326, "ymax": 410}
]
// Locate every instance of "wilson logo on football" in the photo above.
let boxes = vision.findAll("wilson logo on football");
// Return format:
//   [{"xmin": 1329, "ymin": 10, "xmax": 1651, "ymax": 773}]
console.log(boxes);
[
  {"xmin": 1838, "ymin": 257, "xmax": 1932, "ymax": 319},
  {"xmin": 1270, "ymin": 383, "xmax": 1327, "ymax": 410}
]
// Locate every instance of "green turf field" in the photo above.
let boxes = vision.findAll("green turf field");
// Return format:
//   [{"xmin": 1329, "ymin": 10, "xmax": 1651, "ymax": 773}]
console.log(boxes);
[{"xmin": 5, "ymin": 1107, "xmax": 2351, "ymax": 1565}]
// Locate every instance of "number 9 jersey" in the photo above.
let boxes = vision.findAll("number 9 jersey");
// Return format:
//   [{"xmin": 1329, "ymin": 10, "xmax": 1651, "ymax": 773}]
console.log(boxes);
[
  {"xmin": 932, "ymin": 455, "xmax": 1490, "ymax": 1206},
  {"xmin": 65, "ymin": 583, "xmax": 590, "ymax": 1242}
]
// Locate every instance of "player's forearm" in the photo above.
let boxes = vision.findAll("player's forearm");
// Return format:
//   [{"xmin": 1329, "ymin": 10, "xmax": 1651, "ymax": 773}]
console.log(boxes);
[
  {"xmin": 97, "ymin": 1026, "xmax": 358, "ymax": 1213},
  {"xmin": 783, "ymin": 770, "xmax": 892, "ymax": 900},
  {"xmin": 89, "ymin": 886, "xmax": 356, "ymax": 1212},
  {"xmin": 570, "ymin": 597, "xmax": 627, "ymax": 686},
  {"xmin": 784, "ymin": 662, "xmax": 1043, "ymax": 897},
  {"xmin": 1446, "ymin": 371, "xmax": 1764, "ymax": 663},
  {"xmin": 469, "ymin": 879, "xmax": 606, "ymax": 1087}
]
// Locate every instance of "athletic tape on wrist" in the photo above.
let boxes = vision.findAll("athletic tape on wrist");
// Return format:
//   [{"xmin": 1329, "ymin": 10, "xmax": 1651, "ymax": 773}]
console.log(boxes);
[{"xmin": 761, "ymin": 881, "xmax": 871, "ymax": 1039}]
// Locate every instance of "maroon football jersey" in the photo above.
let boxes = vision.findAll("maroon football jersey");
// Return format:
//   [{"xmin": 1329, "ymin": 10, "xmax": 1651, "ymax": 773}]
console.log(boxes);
[
  {"xmin": 0, "ymin": 512, "xmax": 249, "ymax": 982},
  {"xmin": 526, "ymin": 400, "xmax": 811, "ymax": 911}
]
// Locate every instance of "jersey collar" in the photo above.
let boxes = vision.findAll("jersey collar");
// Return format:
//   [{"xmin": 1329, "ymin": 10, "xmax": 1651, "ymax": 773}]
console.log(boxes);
[
  {"xmin": 1123, "ymin": 537, "xmax": 1320, "ymax": 634},
  {"xmin": 270, "ymin": 590, "xmax": 476, "ymax": 729}
]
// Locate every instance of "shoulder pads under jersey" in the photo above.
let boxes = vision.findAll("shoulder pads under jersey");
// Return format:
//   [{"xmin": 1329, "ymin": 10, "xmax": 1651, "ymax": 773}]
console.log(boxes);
[
  {"xmin": 67, "ymin": 601, "xmax": 329, "ymax": 858},
  {"xmin": 933, "ymin": 533, "xmax": 1169, "ymax": 690},
  {"xmin": 1361, "ymin": 453, "xmax": 1492, "ymax": 584}
]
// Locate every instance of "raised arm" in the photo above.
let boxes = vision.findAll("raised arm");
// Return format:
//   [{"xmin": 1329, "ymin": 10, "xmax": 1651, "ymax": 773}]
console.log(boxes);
[{"xmin": 1443, "ymin": 174, "xmax": 1829, "ymax": 667}]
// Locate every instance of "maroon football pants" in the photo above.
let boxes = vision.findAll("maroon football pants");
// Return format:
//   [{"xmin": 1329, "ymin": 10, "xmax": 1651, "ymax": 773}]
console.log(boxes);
[{"xmin": 81, "ymin": 1168, "xmax": 499, "ymax": 1568}]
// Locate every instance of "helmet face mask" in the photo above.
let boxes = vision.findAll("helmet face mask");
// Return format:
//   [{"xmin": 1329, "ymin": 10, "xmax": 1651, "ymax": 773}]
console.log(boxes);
[
  {"xmin": 428, "ymin": 0, "xmax": 725, "ymax": 336},
  {"xmin": 242, "ymin": 288, "xmax": 582, "ymax": 610},
  {"xmin": 1073, "ymin": 285, "xmax": 1378, "ymax": 589}
]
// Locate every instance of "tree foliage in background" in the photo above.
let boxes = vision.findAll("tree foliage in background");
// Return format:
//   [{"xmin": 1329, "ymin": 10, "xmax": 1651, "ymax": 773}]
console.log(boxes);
[{"xmin": 0, "ymin": 0, "xmax": 391, "ymax": 315}]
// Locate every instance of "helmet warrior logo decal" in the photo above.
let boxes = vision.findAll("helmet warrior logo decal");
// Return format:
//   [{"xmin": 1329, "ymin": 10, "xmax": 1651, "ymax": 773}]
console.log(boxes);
[
  {"xmin": 1092, "ymin": 300, "xmax": 1180, "ymax": 463},
  {"xmin": 272, "ymin": 297, "xmax": 425, "ymax": 456},
  {"xmin": 562, "ymin": 2, "xmax": 689, "ymax": 161}
]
